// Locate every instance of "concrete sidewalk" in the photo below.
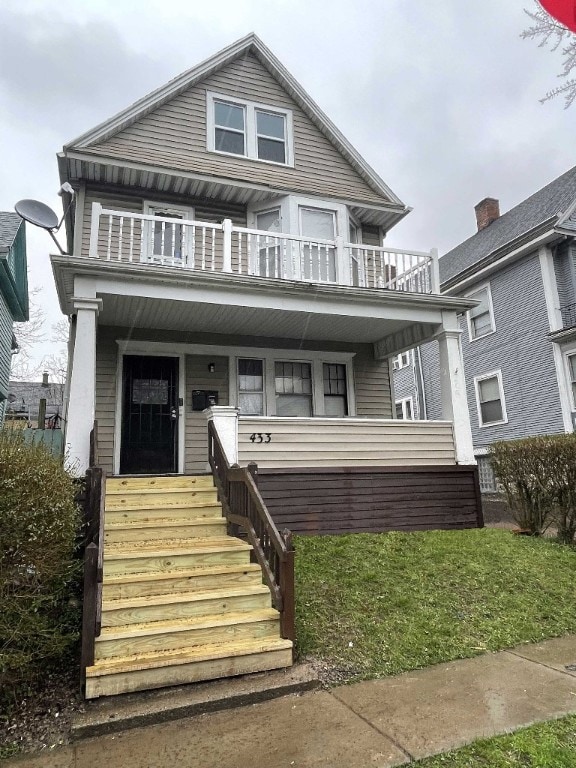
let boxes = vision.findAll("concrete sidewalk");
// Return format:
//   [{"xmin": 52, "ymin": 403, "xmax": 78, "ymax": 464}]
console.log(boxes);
[{"xmin": 8, "ymin": 635, "xmax": 576, "ymax": 768}]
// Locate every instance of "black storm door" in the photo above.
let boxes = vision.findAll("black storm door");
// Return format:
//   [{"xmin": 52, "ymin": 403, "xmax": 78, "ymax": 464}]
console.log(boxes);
[{"xmin": 120, "ymin": 355, "xmax": 179, "ymax": 474}]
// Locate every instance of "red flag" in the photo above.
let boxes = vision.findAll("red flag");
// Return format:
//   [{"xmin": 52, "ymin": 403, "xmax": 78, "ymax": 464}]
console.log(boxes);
[{"xmin": 539, "ymin": 0, "xmax": 576, "ymax": 33}]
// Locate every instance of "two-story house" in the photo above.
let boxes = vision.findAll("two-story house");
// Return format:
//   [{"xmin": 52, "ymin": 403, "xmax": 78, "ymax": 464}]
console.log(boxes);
[
  {"xmin": 50, "ymin": 34, "xmax": 482, "ymax": 698},
  {"xmin": 393, "ymin": 166, "xmax": 576, "ymax": 492},
  {"xmin": 0, "ymin": 213, "xmax": 28, "ymax": 425}
]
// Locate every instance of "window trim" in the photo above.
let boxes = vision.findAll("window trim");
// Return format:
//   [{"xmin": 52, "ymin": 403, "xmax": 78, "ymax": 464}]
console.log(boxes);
[
  {"xmin": 141, "ymin": 200, "xmax": 195, "ymax": 263},
  {"xmin": 392, "ymin": 351, "xmax": 410, "ymax": 370},
  {"xmin": 395, "ymin": 396, "xmax": 414, "ymax": 420},
  {"xmin": 465, "ymin": 282, "xmax": 496, "ymax": 342},
  {"xmin": 473, "ymin": 369, "xmax": 508, "ymax": 427},
  {"xmin": 206, "ymin": 91, "xmax": 294, "ymax": 167}
]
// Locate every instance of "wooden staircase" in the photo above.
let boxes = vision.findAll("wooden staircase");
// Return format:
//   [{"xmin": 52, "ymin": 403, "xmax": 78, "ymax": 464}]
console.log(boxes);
[{"xmin": 84, "ymin": 475, "xmax": 293, "ymax": 699}]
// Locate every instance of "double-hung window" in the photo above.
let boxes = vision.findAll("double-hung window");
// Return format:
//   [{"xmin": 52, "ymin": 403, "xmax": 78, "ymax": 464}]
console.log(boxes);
[
  {"xmin": 275, "ymin": 361, "xmax": 313, "ymax": 417},
  {"xmin": 237, "ymin": 359, "xmax": 265, "ymax": 415},
  {"xmin": 474, "ymin": 370, "xmax": 507, "ymax": 426},
  {"xmin": 467, "ymin": 284, "xmax": 495, "ymax": 341},
  {"xmin": 395, "ymin": 397, "xmax": 414, "ymax": 420},
  {"xmin": 207, "ymin": 92, "xmax": 292, "ymax": 166},
  {"xmin": 323, "ymin": 363, "xmax": 348, "ymax": 417},
  {"xmin": 567, "ymin": 353, "xmax": 576, "ymax": 408},
  {"xmin": 392, "ymin": 352, "xmax": 410, "ymax": 370}
]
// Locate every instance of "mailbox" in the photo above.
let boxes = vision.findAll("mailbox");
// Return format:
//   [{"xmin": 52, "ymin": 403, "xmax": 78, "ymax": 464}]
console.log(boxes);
[{"xmin": 192, "ymin": 390, "xmax": 219, "ymax": 411}]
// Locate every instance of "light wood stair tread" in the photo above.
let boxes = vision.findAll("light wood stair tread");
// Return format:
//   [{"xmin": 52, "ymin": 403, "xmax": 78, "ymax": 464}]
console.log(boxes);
[
  {"xmin": 102, "ymin": 563, "xmax": 262, "ymax": 585},
  {"xmin": 102, "ymin": 584, "xmax": 270, "ymax": 611},
  {"xmin": 104, "ymin": 537, "xmax": 252, "ymax": 558},
  {"xmin": 86, "ymin": 637, "xmax": 293, "ymax": 677},
  {"xmin": 105, "ymin": 501, "xmax": 222, "ymax": 512},
  {"xmin": 104, "ymin": 518, "xmax": 225, "ymax": 530},
  {"xmin": 97, "ymin": 608, "xmax": 280, "ymax": 640},
  {"xmin": 106, "ymin": 486, "xmax": 215, "ymax": 497}
]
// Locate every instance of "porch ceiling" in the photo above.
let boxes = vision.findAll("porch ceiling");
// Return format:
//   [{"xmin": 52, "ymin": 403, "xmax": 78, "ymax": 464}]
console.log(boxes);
[{"xmin": 97, "ymin": 292, "xmax": 414, "ymax": 344}]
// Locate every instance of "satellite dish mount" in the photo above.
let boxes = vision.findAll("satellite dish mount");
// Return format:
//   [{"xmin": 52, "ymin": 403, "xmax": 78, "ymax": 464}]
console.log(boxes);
[{"xmin": 14, "ymin": 183, "xmax": 75, "ymax": 255}]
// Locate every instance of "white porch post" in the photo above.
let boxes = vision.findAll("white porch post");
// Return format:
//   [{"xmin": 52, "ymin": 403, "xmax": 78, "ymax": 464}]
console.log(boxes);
[
  {"xmin": 205, "ymin": 405, "xmax": 239, "ymax": 465},
  {"xmin": 65, "ymin": 297, "xmax": 102, "ymax": 476},
  {"xmin": 437, "ymin": 312, "xmax": 475, "ymax": 464}
]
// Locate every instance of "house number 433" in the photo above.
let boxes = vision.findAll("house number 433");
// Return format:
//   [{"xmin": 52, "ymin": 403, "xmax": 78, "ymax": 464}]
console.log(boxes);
[{"xmin": 249, "ymin": 433, "xmax": 272, "ymax": 443}]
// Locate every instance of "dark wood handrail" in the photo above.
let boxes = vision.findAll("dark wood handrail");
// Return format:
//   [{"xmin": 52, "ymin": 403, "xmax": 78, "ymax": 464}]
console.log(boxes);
[
  {"xmin": 208, "ymin": 420, "xmax": 295, "ymax": 642},
  {"xmin": 80, "ymin": 422, "xmax": 106, "ymax": 688}
]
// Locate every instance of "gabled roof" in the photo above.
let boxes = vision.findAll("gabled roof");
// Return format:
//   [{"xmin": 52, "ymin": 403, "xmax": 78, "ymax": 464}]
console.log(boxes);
[
  {"xmin": 0, "ymin": 212, "xmax": 22, "ymax": 251},
  {"xmin": 64, "ymin": 33, "xmax": 404, "ymax": 208},
  {"xmin": 440, "ymin": 165, "xmax": 576, "ymax": 286}
]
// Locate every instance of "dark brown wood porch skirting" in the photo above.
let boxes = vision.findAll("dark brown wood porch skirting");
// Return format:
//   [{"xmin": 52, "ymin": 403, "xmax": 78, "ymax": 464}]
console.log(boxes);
[{"xmin": 256, "ymin": 465, "xmax": 483, "ymax": 535}]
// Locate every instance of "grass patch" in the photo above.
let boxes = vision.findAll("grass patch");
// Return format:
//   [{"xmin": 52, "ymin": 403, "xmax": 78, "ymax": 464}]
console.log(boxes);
[
  {"xmin": 415, "ymin": 714, "xmax": 576, "ymax": 766},
  {"xmin": 294, "ymin": 528, "xmax": 576, "ymax": 679}
]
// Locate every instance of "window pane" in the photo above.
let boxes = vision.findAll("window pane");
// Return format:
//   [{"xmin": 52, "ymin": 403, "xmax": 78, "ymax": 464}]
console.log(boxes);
[
  {"xmin": 472, "ymin": 311, "xmax": 492, "ymax": 337},
  {"xmin": 323, "ymin": 363, "xmax": 347, "ymax": 396},
  {"xmin": 479, "ymin": 377, "xmax": 500, "ymax": 402},
  {"xmin": 215, "ymin": 102, "xmax": 244, "ymax": 130},
  {"xmin": 405, "ymin": 399, "xmax": 413, "ymax": 419},
  {"xmin": 257, "ymin": 137, "xmax": 285, "ymax": 163},
  {"xmin": 256, "ymin": 209, "xmax": 282, "ymax": 233},
  {"xmin": 238, "ymin": 359, "xmax": 263, "ymax": 394},
  {"xmin": 276, "ymin": 394, "xmax": 312, "ymax": 417},
  {"xmin": 238, "ymin": 393, "xmax": 263, "ymax": 416},
  {"xmin": 256, "ymin": 110, "xmax": 285, "ymax": 138},
  {"xmin": 215, "ymin": 128, "xmax": 245, "ymax": 155},
  {"xmin": 300, "ymin": 209, "xmax": 336, "ymax": 240},
  {"xmin": 325, "ymin": 396, "xmax": 347, "ymax": 417},
  {"xmin": 395, "ymin": 402, "xmax": 403, "ymax": 419},
  {"xmin": 481, "ymin": 399, "xmax": 503, "ymax": 423},
  {"xmin": 470, "ymin": 289, "xmax": 489, "ymax": 318}
]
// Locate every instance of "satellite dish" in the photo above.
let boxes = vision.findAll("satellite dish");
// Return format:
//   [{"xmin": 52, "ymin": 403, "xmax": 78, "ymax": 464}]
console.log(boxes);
[{"xmin": 15, "ymin": 199, "xmax": 59, "ymax": 231}]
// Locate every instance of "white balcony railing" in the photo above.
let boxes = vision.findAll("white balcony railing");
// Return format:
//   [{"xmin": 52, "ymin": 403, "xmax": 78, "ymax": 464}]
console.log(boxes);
[{"xmin": 87, "ymin": 203, "xmax": 440, "ymax": 294}]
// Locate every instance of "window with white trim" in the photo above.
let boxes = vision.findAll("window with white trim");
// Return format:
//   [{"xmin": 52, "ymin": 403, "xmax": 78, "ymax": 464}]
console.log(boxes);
[
  {"xmin": 474, "ymin": 371, "xmax": 507, "ymax": 426},
  {"xmin": 477, "ymin": 456, "xmax": 498, "ymax": 493},
  {"xmin": 567, "ymin": 353, "xmax": 576, "ymax": 408},
  {"xmin": 392, "ymin": 352, "xmax": 410, "ymax": 370},
  {"xmin": 323, "ymin": 363, "xmax": 348, "ymax": 417},
  {"xmin": 142, "ymin": 202, "xmax": 194, "ymax": 263},
  {"xmin": 467, "ymin": 285, "xmax": 495, "ymax": 340},
  {"xmin": 275, "ymin": 361, "xmax": 313, "ymax": 417},
  {"xmin": 207, "ymin": 92, "xmax": 292, "ymax": 166},
  {"xmin": 237, "ymin": 359, "xmax": 265, "ymax": 415},
  {"xmin": 395, "ymin": 397, "xmax": 414, "ymax": 420}
]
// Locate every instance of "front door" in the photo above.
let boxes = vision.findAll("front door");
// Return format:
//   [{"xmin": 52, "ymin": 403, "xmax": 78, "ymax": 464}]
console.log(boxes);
[{"xmin": 120, "ymin": 355, "xmax": 179, "ymax": 474}]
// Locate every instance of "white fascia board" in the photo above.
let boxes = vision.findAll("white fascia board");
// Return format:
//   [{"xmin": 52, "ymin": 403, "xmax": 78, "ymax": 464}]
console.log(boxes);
[
  {"xmin": 442, "ymin": 228, "xmax": 559, "ymax": 295},
  {"xmin": 51, "ymin": 255, "xmax": 478, "ymax": 317},
  {"xmin": 62, "ymin": 33, "xmax": 406, "ymax": 208}
]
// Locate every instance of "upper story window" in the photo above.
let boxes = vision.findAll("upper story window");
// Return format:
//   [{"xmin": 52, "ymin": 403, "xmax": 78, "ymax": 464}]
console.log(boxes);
[
  {"xmin": 392, "ymin": 352, "xmax": 410, "ymax": 370},
  {"xmin": 207, "ymin": 92, "xmax": 293, "ymax": 166},
  {"xmin": 474, "ymin": 370, "xmax": 507, "ymax": 427},
  {"xmin": 466, "ymin": 284, "xmax": 495, "ymax": 341}
]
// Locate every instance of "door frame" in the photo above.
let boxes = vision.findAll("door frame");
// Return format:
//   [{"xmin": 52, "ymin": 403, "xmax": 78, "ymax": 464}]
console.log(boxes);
[{"xmin": 114, "ymin": 349, "xmax": 186, "ymax": 475}]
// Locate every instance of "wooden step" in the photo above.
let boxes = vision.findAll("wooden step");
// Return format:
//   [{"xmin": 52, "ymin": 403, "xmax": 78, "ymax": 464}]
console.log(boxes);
[
  {"xmin": 102, "ymin": 564, "xmax": 264, "ymax": 600},
  {"xmin": 104, "ymin": 503, "xmax": 223, "ymax": 524},
  {"xmin": 103, "ymin": 538, "xmax": 252, "ymax": 576},
  {"xmin": 85, "ymin": 637, "xmax": 293, "ymax": 699},
  {"xmin": 106, "ymin": 476, "xmax": 214, "ymax": 491},
  {"xmin": 104, "ymin": 517, "xmax": 226, "ymax": 544},
  {"xmin": 105, "ymin": 489, "xmax": 218, "ymax": 511},
  {"xmin": 101, "ymin": 585, "xmax": 272, "ymax": 627},
  {"xmin": 94, "ymin": 609, "xmax": 281, "ymax": 659}
]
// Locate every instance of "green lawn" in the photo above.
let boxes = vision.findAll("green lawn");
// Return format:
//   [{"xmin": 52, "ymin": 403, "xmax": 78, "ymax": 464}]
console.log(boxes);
[
  {"xmin": 415, "ymin": 714, "xmax": 576, "ymax": 767},
  {"xmin": 294, "ymin": 528, "xmax": 576, "ymax": 679}
]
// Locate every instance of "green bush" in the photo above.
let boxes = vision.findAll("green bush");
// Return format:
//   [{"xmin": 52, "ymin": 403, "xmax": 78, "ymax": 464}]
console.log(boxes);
[
  {"xmin": 489, "ymin": 434, "xmax": 576, "ymax": 542},
  {"xmin": 0, "ymin": 429, "xmax": 81, "ymax": 701}
]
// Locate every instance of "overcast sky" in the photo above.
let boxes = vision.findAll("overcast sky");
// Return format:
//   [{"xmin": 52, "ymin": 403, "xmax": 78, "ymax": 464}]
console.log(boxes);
[{"xmin": 0, "ymin": 0, "xmax": 573, "ymax": 376}]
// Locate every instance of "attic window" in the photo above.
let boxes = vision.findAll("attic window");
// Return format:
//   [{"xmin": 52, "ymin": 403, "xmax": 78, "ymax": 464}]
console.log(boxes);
[{"xmin": 207, "ymin": 92, "xmax": 293, "ymax": 166}]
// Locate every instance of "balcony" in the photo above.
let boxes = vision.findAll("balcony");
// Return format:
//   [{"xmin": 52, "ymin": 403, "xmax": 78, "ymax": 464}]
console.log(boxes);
[{"xmin": 87, "ymin": 203, "xmax": 439, "ymax": 295}]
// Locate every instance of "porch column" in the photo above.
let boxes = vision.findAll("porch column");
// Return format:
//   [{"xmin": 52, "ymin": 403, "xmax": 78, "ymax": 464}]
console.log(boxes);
[
  {"xmin": 205, "ymin": 405, "xmax": 239, "ymax": 465},
  {"xmin": 65, "ymin": 297, "xmax": 102, "ymax": 476},
  {"xmin": 437, "ymin": 313, "xmax": 475, "ymax": 465}
]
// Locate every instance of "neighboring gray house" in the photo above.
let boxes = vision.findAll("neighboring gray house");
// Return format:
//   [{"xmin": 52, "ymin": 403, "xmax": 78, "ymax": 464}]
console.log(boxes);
[
  {"xmin": 0, "ymin": 213, "xmax": 28, "ymax": 425},
  {"xmin": 5, "ymin": 378, "xmax": 64, "ymax": 427},
  {"xmin": 393, "ymin": 166, "xmax": 576, "ymax": 491}
]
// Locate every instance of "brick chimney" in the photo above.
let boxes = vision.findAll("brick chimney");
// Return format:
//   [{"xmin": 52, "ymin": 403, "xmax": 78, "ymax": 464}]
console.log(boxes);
[{"xmin": 474, "ymin": 198, "xmax": 500, "ymax": 231}]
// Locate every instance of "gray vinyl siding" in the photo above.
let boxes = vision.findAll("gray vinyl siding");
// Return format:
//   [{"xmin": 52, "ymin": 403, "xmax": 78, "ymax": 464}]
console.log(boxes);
[
  {"xmin": 462, "ymin": 254, "xmax": 564, "ymax": 449},
  {"xmin": 94, "ymin": 325, "xmax": 392, "ymax": 473},
  {"xmin": 86, "ymin": 53, "xmax": 389, "ymax": 206},
  {"xmin": 391, "ymin": 356, "xmax": 420, "ymax": 419},
  {"xmin": 0, "ymin": 290, "xmax": 13, "ymax": 402},
  {"xmin": 419, "ymin": 340, "xmax": 443, "ymax": 420},
  {"xmin": 79, "ymin": 187, "xmax": 247, "ymax": 259},
  {"xmin": 554, "ymin": 242, "xmax": 576, "ymax": 312}
]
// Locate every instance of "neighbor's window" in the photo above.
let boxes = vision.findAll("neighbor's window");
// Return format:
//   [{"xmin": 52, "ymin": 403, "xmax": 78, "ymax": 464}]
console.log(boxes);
[
  {"xmin": 275, "ymin": 361, "xmax": 312, "ymax": 416},
  {"xmin": 467, "ymin": 285, "xmax": 495, "ymax": 340},
  {"xmin": 475, "ymin": 371, "xmax": 507, "ymax": 426},
  {"xmin": 568, "ymin": 354, "xmax": 576, "ymax": 408},
  {"xmin": 392, "ymin": 352, "xmax": 410, "ymax": 370},
  {"xmin": 395, "ymin": 397, "xmax": 414, "ymax": 420},
  {"xmin": 323, "ymin": 363, "xmax": 348, "ymax": 417},
  {"xmin": 208, "ymin": 92, "xmax": 292, "ymax": 165},
  {"xmin": 238, "ymin": 358, "xmax": 264, "ymax": 415}
]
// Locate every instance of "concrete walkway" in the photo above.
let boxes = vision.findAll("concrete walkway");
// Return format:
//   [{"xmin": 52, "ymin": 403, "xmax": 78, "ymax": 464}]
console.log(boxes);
[{"xmin": 9, "ymin": 635, "xmax": 576, "ymax": 768}]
